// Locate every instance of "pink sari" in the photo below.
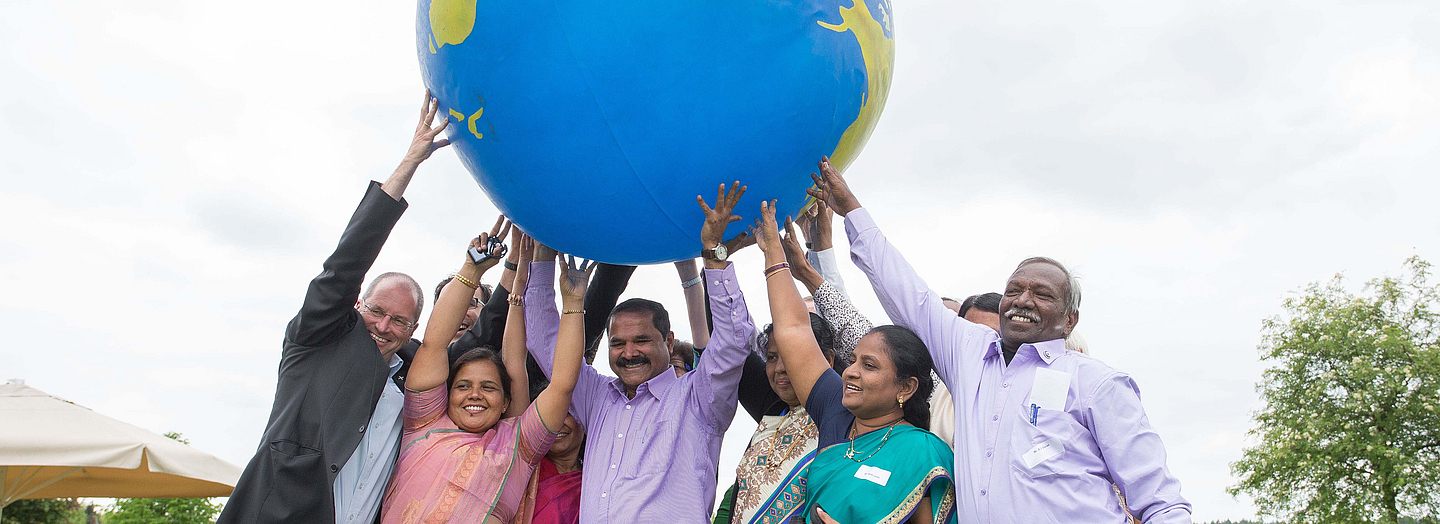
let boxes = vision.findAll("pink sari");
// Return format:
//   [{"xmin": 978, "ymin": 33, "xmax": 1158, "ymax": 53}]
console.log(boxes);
[
  {"xmin": 380, "ymin": 387, "xmax": 558, "ymax": 524},
  {"xmin": 530, "ymin": 457, "xmax": 582, "ymax": 524}
]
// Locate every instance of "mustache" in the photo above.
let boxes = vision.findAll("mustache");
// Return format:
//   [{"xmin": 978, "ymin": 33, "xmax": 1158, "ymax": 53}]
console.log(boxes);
[
  {"xmin": 1003, "ymin": 308, "xmax": 1041, "ymax": 323},
  {"xmin": 615, "ymin": 355, "xmax": 651, "ymax": 368}
]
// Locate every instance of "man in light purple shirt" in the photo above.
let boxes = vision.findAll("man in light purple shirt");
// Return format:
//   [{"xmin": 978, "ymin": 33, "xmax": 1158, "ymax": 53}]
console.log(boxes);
[
  {"xmin": 524, "ymin": 183, "xmax": 756, "ymax": 523},
  {"xmin": 807, "ymin": 158, "xmax": 1192, "ymax": 523}
]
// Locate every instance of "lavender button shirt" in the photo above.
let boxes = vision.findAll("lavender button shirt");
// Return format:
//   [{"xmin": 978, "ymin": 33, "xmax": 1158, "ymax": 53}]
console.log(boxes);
[
  {"xmin": 845, "ymin": 207, "xmax": 1192, "ymax": 524},
  {"xmin": 524, "ymin": 261, "xmax": 753, "ymax": 523}
]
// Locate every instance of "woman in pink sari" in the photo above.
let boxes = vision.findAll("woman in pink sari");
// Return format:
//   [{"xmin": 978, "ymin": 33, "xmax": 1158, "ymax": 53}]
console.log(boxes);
[
  {"xmin": 381, "ymin": 225, "xmax": 592, "ymax": 524},
  {"xmin": 530, "ymin": 410, "xmax": 583, "ymax": 524}
]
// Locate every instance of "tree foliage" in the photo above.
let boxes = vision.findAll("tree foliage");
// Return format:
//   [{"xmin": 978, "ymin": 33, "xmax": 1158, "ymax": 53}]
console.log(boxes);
[
  {"xmin": 100, "ymin": 433, "xmax": 222, "ymax": 524},
  {"xmin": 1, "ymin": 499, "xmax": 81, "ymax": 524},
  {"xmin": 1231, "ymin": 257, "xmax": 1440, "ymax": 524}
]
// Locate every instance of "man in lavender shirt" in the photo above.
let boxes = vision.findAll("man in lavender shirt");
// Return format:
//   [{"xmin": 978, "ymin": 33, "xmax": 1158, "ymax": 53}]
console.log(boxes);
[
  {"xmin": 524, "ymin": 182, "xmax": 757, "ymax": 523},
  {"xmin": 807, "ymin": 158, "xmax": 1192, "ymax": 524}
]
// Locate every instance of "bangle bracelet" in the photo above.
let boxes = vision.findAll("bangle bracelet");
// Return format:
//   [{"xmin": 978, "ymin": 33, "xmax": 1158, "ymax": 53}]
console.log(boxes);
[
  {"xmin": 763, "ymin": 263, "xmax": 790, "ymax": 278},
  {"xmin": 765, "ymin": 267, "xmax": 791, "ymax": 279},
  {"xmin": 562, "ymin": 309, "xmax": 585, "ymax": 315},
  {"xmin": 681, "ymin": 275, "xmax": 703, "ymax": 289},
  {"xmin": 504, "ymin": 260, "xmax": 518, "ymax": 271},
  {"xmin": 453, "ymin": 273, "xmax": 480, "ymax": 289},
  {"xmin": 508, "ymin": 295, "xmax": 523, "ymax": 307}
]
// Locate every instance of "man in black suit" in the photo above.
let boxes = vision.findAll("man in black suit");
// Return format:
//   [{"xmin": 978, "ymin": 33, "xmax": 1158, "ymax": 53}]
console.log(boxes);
[{"xmin": 217, "ymin": 92, "xmax": 452, "ymax": 524}]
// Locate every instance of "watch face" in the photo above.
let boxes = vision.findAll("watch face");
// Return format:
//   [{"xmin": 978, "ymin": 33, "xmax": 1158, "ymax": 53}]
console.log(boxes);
[{"xmin": 713, "ymin": 244, "xmax": 728, "ymax": 261}]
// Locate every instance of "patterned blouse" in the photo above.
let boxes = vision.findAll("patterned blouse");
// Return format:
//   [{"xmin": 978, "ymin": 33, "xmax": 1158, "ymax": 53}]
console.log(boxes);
[
  {"xmin": 380, "ymin": 387, "xmax": 559, "ymax": 524},
  {"xmin": 812, "ymin": 281, "xmax": 874, "ymax": 366},
  {"xmin": 732, "ymin": 406, "xmax": 819, "ymax": 524}
]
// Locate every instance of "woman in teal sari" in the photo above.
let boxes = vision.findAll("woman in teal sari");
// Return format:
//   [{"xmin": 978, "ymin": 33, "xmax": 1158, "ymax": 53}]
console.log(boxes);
[{"xmin": 749, "ymin": 198, "xmax": 957, "ymax": 524}]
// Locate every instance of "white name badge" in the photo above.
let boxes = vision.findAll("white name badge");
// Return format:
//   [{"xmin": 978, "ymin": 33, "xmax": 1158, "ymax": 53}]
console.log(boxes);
[
  {"xmin": 854, "ymin": 464, "xmax": 892, "ymax": 486},
  {"xmin": 1029, "ymin": 368, "xmax": 1071, "ymax": 412},
  {"xmin": 1022, "ymin": 437, "xmax": 1064, "ymax": 468}
]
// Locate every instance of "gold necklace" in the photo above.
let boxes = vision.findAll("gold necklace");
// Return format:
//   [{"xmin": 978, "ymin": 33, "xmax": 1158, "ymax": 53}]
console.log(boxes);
[
  {"xmin": 843, "ymin": 418, "xmax": 902, "ymax": 463},
  {"xmin": 759, "ymin": 410, "xmax": 813, "ymax": 469}
]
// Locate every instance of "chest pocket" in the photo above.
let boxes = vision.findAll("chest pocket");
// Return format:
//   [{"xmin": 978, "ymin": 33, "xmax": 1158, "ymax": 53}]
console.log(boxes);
[
  {"xmin": 1010, "ymin": 403, "xmax": 1078, "ymax": 479},
  {"xmin": 633, "ymin": 416, "xmax": 687, "ymax": 477}
]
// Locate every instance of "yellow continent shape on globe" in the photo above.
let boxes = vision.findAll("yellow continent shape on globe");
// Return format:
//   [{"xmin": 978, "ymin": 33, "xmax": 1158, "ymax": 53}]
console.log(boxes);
[
  {"xmin": 819, "ymin": 0, "xmax": 895, "ymax": 174},
  {"xmin": 429, "ymin": 0, "xmax": 478, "ymax": 53}
]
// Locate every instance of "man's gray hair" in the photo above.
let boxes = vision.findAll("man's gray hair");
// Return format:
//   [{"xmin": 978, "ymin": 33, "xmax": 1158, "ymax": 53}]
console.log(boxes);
[
  {"xmin": 362, "ymin": 271, "xmax": 425, "ymax": 320},
  {"xmin": 1015, "ymin": 257, "xmax": 1081, "ymax": 313}
]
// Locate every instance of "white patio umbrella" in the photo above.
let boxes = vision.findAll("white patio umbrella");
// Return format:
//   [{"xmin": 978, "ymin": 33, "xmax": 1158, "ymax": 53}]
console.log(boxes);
[{"xmin": 0, "ymin": 379, "xmax": 242, "ymax": 518}]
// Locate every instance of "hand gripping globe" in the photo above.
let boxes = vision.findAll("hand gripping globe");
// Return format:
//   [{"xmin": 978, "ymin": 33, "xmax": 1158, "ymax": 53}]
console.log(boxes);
[{"xmin": 418, "ymin": 0, "xmax": 894, "ymax": 264}]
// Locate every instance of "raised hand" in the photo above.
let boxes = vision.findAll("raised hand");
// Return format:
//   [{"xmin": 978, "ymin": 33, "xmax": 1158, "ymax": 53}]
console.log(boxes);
[
  {"xmin": 697, "ymin": 181, "xmax": 747, "ymax": 250},
  {"xmin": 805, "ymin": 156, "xmax": 861, "ymax": 216},
  {"xmin": 464, "ymin": 215, "xmax": 513, "ymax": 272},
  {"xmin": 404, "ymin": 90, "xmax": 453, "ymax": 166},
  {"xmin": 811, "ymin": 200, "xmax": 835, "ymax": 251},
  {"xmin": 780, "ymin": 217, "xmax": 824, "ymax": 293},
  {"xmin": 749, "ymin": 199, "xmax": 783, "ymax": 255},
  {"xmin": 559, "ymin": 255, "xmax": 595, "ymax": 302},
  {"xmin": 510, "ymin": 229, "xmax": 534, "ymax": 293},
  {"xmin": 381, "ymin": 89, "xmax": 455, "ymax": 200}
]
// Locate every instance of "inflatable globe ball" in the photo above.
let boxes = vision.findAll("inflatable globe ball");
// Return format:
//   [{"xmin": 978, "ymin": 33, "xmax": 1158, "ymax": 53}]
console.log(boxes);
[{"xmin": 418, "ymin": 0, "xmax": 894, "ymax": 264}]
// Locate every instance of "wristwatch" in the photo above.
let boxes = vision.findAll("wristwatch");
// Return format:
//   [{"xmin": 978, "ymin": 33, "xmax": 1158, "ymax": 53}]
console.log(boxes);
[{"xmin": 702, "ymin": 243, "xmax": 729, "ymax": 262}]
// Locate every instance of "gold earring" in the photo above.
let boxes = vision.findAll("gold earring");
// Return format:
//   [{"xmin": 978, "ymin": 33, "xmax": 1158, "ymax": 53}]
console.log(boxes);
[{"xmin": 897, "ymin": 394, "xmax": 905, "ymax": 409}]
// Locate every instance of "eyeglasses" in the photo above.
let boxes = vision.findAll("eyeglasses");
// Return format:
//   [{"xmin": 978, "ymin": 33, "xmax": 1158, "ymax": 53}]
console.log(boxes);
[
  {"xmin": 468, "ymin": 298, "xmax": 481, "ymax": 310},
  {"xmin": 359, "ymin": 302, "xmax": 418, "ymax": 331}
]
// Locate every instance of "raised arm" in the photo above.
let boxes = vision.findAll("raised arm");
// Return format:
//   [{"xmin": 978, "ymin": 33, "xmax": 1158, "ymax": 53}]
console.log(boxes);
[
  {"xmin": 407, "ymin": 218, "xmax": 510, "ymax": 392},
  {"xmin": 799, "ymin": 201, "xmax": 849, "ymax": 298},
  {"xmin": 753, "ymin": 199, "xmax": 829, "ymax": 407},
  {"xmin": 693, "ymin": 182, "xmax": 758, "ymax": 428},
  {"xmin": 808, "ymin": 157, "xmax": 978, "ymax": 383},
  {"xmin": 380, "ymin": 90, "xmax": 451, "ymax": 200},
  {"xmin": 674, "ymin": 259, "xmax": 711, "ymax": 349},
  {"xmin": 286, "ymin": 93, "xmax": 450, "ymax": 349},
  {"xmin": 533, "ymin": 255, "xmax": 593, "ymax": 431},
  {"xmin": 501, "ymin": 231, "xmax": 534, "ymax": 418},
  {"xmin": 780, "ymin": 215, "xmax": 868, "ymax": 365}
]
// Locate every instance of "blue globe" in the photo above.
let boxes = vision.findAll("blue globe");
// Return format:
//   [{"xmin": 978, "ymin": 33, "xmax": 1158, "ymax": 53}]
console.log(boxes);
[{"xmin": 418, "ymin": 0, "xmax": 894, "ymax": 264}]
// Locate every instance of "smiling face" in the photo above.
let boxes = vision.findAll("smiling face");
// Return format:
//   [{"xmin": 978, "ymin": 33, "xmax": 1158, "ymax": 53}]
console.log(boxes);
[
  {"xmin": 764, "ymin": 339, "xmax": 801, "ymax": 407},
  {"xmin": 999, "ymin": 262, "xmax": 1078, "ymax": 348},
  {"xmin": 607, "ymin": 310, "xmax": 674, "ymax": 397},
  {"xmin": 355, "ymin": 279, "xmax": 420, "ymax": 357},
  {"xmin": 840, "ymin": 333, "xmax": 917, "ymax": 419},
  {"xmin": 547, "ymin": 414, "xmax": 584, "ymax": 458},
  {"xmin": 447, "ymin": 360, "xmax": 509, "ymax": 433}
]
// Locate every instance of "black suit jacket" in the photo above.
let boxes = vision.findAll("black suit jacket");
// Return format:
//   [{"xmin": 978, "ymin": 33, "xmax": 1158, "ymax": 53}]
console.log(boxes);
[{"xmin": 217, "ymin": 182, "xmax": 406, "ymax": 524}]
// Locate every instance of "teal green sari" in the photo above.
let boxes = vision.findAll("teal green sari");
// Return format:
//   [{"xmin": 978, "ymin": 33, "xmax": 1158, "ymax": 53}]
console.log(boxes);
[{"xmin": 803, "ymin": 425, "xmax": 956, "ymax": 524}]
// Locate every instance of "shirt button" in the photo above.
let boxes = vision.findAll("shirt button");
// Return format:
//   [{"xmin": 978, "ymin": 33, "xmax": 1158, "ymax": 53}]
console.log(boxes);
[
  {"xmin": 601, "ymin": 492, "xmax": 608, "ymax": 498},
  {"xmin": 611, "ymin": 464, "xmax": 617, "ymax": 469},
  {"xmin": 1002, "ymin": 383, "xmax": 1009, "ymax": 388},
  {"xmin": 617, "ymin": 433, "xmax": 624, "ymax": 438},
  {"xmin": 625, "ymin": 405, "xmax": 632, "ymax": 410},
  {"xmin": 358, "ymin": 425, "xmax": 366, "ymax": 433},
  {"xmin": 980, "ymin": 489, "xmax": 987, "ymax": 496},
  {"xmin": 992, "ymin": 415, "xmax": 998, "ymax": 421},
  {"xmin": 986, "ymin": 451, "xmax": 993, "ymax": 457}
]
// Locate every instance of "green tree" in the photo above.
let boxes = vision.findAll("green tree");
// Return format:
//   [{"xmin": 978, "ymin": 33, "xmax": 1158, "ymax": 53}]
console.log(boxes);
[
  {"xmin": 1231, "ymin": 257, "xmax": 1440, "ymax": 524},
  {"xmin": 101, "ymin": 433, "xmax": 222, "ymax": 524},
  {"xmin": 0, "ymin": 499, "xmax": 81, "ymax": 524}
]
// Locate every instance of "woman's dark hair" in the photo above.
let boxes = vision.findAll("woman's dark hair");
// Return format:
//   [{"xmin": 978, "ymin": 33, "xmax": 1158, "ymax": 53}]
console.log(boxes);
[
  {"xmin": 449, "ymin": 347, "xmax": 512, "ymax": 404},
  {"xmin": 761, "ymin": 313, "xmax": 843, "ymax": 373},
  {"xmin": 870, "ymin": 325, "xmax": 934, "ymax": 430}
]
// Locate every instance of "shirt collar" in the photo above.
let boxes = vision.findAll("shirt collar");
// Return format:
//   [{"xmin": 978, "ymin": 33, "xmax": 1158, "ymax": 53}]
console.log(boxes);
[
  {"xmin": 386, "ymin": 353, "xmax": 403, "ymax": 377},
  {"xmin": 611, "ymin": 365, "xmax": 679, "ymax": 400},
  {"xmin": 984, "ymin": 337, "xmax": 1068, "ymax": 365}
]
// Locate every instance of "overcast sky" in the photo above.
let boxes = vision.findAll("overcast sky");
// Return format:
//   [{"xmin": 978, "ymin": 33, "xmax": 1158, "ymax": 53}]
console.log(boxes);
[{"xmin": 5, "ymin": 0, "xmax": 1439, "ymax": 520}]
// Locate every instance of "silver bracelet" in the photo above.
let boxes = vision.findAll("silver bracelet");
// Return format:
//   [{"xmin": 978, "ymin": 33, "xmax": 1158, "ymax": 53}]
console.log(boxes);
[{"xmin": 681, "ymin": 275, "xmax": 703, "ymax": 289}]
